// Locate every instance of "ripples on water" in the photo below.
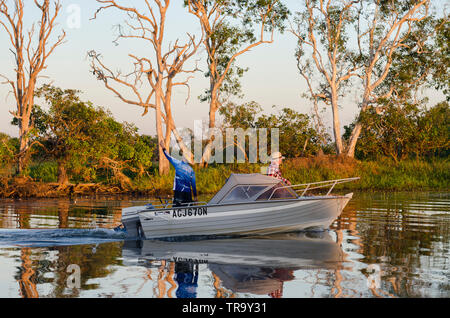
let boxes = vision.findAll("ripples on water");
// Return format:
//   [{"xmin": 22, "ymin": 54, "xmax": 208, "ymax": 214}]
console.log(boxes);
[{"xmin": 0, "ymin": 192, "xmax": 448, "ymax": 298}]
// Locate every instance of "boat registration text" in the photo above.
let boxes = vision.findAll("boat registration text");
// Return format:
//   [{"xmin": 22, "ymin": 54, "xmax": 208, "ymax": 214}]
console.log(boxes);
[{"xmin": 172, "ymin": 207, "xmax": 208, "ymax": 218}]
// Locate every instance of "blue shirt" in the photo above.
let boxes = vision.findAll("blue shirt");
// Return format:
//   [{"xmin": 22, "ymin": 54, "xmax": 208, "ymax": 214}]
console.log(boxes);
[
  {"xmin": 175, "ymin": 271, "xmax": 198, "ymax": 298},
  {"xmin": 163, "ymin": 150, "xmax": 197, "ymax": 196}
]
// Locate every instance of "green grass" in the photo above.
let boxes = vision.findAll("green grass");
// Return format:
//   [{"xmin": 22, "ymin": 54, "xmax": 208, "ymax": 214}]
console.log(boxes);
[
  {"xmin": 4, "ymin": 156, "xmax": 447, "ymax": 199},
  {"xmin": 133, "ymin": 157, "xmax": 450, "ymax": 194},
  {"xmin": 352, "ymin": 158, "xmax": 449, "ymax": 191},
  {"xmin": 27, "ymin": 161, "xmax": 58, "ymax": 183}
]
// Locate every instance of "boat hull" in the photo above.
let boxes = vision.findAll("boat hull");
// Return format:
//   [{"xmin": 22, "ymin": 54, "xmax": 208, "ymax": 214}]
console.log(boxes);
[{"xmin": 122, "ymin": 193, "xmax": 352, "ymax": 239}]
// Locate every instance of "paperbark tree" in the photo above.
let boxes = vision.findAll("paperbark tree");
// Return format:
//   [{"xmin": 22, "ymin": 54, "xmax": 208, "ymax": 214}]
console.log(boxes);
[
  {"xmin": 430, "ymin": 15, "xmax": 449, "ymax": 101},
  {"xmin": 89, "ymin": 0, "xmax": 201, "ymax": 175},
  {"xmin": 186, "ymin": 0, "xmax": 289, "ymax": 166},
  {"xmin": 346, "ymin": 0, "xmax": 430, "ymax": 157},
  {"xmin": 380, "ymin": 14, "xmax": 449, "ymax": 106},
  {"xmin": 0, "ymin": 0, "xmax": 65, "ymax": 173},
  {"xmin": 299, "ymin": 68, "xmax": 330, "ymax": 154},
  {"xmin": 292, "ymin": 0, "xmax": 360, "ymax": 156}
]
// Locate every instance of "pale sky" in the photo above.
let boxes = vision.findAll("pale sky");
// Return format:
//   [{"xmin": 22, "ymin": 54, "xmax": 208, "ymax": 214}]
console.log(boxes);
[{"xmin": 0, "ymin": 0, "xmax": 446, "ymax": 138}]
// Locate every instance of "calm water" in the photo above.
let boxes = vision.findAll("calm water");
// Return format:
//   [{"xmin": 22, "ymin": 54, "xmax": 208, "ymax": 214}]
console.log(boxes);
[{"xmin": 0, "ymin": 192, "xmax": 448, "ymax": 298}]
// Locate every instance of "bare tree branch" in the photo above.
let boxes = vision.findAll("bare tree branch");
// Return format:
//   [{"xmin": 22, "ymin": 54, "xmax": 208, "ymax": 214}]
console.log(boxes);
[
  {"xmin": 187, "ymin": 0, "xmax": 284, "ymax": 166},
  {"xmin": 89, "ymin": 0, "xmax": 202, "ymax": 170},
  {"xmin": 0, "ymin": 0, "xmax": 66, "ymax": 172}
]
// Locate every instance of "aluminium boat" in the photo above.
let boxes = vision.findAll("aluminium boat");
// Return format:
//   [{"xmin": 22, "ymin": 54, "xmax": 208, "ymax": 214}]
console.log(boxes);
[{"xmin": 120, "ymin": 174, "xmax": 359, "ymax": 239}]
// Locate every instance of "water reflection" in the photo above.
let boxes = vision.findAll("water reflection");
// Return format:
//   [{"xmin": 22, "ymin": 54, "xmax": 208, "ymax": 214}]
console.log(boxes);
[
  {"xmin": 122, "ymin": 231, "xmax": 345, "ymax": 298},
  {"xmin": 333, "ymin": 192, "xmax": 450, "ymax": 298},
  {"xmin": 9, "ymin": 242, "xmax": 124, "ymax": 298},
  {"xmin": 123, "ymin": 232, "xmax": 343, "ymax": 268},
  {"xmin": 0, "ymin": 192, "xmax": 448, "ymax": 298},
  {"xmin": 0, "ymin": 196, "xmax": 137, "ymax": 230},
  {"xmin": 18, "ymin": 248, "xmax": 39, "ymax": 298}
]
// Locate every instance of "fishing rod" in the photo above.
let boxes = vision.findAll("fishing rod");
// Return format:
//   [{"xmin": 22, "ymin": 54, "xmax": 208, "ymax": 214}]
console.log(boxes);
[
  {"xmin": 114, "ymin": 170, "xmax": 164, "ymax": 233},
  {"xmin": 145, "ymin": 170, "xmax": 164, "ymax": 205}
]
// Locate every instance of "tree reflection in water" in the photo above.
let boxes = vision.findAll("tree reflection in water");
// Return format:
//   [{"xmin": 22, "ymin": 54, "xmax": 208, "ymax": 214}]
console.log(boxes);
[{"xmin": 1, "ymin": 192, "xmax": 448, "ymax": 298}]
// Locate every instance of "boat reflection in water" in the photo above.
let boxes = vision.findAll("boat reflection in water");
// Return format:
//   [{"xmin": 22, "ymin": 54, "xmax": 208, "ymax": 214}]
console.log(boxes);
[{"xmin": 122, "ymin": 231, "xmax": 345, "ymax": 298}]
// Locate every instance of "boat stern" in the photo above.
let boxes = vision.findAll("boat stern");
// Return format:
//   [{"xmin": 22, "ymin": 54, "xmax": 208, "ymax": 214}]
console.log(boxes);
[{"xmin": 121, "ymin": 206, "xmax": 146, "ymax": 238}]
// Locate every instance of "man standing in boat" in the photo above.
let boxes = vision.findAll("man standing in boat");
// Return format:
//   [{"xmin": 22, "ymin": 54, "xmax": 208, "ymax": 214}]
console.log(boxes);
[
  {"xmin": 160, "ymin": 141, "xmax": 198, "ymax": 206},
  {"xmin": 267, "ymin": 151, "xmax": 291, "ymax": 186}
]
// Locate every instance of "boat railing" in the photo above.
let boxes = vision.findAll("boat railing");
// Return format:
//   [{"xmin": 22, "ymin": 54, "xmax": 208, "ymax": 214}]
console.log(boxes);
[
  {"xmin": 143, "ymin": 200, "xmax": 209, "ymax": 210},
  {"xmin": 268, "ymin": 177, "xmax": 360, "ymax": 200}
]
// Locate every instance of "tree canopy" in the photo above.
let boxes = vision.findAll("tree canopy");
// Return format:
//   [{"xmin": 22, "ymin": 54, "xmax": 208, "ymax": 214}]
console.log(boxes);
[{"xmin": 32, "ymin": 85, "xmax": 155, "ymax": 186}]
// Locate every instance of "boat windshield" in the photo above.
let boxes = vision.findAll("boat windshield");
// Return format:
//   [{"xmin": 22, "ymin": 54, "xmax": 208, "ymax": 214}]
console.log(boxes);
[
  {"xmin": 220, "ymin": 185, "xmax": 268, "ymax": 204},
  {"xmin": 256, "ymin": 182, "xmax": 298, "ymax": 201},
  {"xmin": 208, "ymin": 173, "xmax": 293, "ymax": 204},
  {"xmin": 219, "ymin": 183, "xmax": 298, "ymax": 203}
]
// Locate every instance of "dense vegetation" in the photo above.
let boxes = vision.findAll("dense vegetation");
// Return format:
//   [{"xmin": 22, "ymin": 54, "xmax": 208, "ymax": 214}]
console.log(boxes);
[
  {"xmin": 0, "ymin": 0, "xmax": 448, "ymax": 198},
  {"xmin": 1, "ymin": 86, "xmax": 156, "ymax": 188},
  {"xmin": 0, "ymin": 90, "xmax": 448, "ymax": 198}
]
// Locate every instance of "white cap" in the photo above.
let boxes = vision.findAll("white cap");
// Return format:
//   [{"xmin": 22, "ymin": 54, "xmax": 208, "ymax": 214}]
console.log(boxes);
[{"xmin": 271, "ymin": 152, "xmax": 285, "ymax": 160}]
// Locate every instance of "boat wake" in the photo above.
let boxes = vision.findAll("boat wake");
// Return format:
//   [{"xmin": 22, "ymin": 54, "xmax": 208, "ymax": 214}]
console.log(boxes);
[{"xmin": 0, "ymin": 228, "xmax": 133, "ymax": 247}]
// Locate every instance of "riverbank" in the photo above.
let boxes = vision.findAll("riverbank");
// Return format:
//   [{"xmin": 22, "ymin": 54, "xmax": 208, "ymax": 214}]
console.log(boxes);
[{"xmin": 1, "ymin": 157, "xmax": 448, "ymax": 199}]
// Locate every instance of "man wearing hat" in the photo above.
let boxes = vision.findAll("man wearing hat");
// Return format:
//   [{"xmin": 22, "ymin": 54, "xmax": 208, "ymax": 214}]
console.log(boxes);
[{"xmin": 266, "ymin": 151, "xmax": 291, "ymax": 185}]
